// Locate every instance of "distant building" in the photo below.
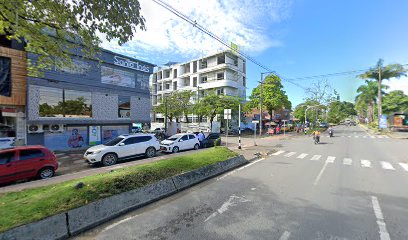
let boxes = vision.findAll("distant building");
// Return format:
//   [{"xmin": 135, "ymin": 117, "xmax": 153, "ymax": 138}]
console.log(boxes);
[{"xmin": 150, "ymin": 50, "xmax": 246, "ymax": 124}]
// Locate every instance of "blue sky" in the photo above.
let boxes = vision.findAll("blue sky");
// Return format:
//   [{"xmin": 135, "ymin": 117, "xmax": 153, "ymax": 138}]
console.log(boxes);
[{"xmin": 101, "ymin": 0, "xmax": 408, "ymax": 107}]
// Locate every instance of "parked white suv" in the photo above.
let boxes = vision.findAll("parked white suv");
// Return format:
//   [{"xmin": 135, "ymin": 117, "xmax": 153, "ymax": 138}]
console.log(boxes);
[
  {"xmin": 160, "ymin": 133, "xmax": 200, "ymax": 153},
  {"xmin": 84, "ymin": 134, "xmax": 160, "ymax": 166}
]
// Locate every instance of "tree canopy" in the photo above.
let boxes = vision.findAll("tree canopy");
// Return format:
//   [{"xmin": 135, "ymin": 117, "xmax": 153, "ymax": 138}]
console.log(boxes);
[
  {"xmin": 327, "ymin": 101, "xmax": 356, "ymax": 124},
  {"xmin": 247, "ymin": 74, "xmax": 291, "ymax": 116},
  {"xmin": 382, "ymin": 90, "xmax": 408, "ymax": 114},
  {"xmin": 153, "ymin": 91, "xmax": 194, "ymax": 122},
  {"xmin": 0, "ymin": 0, "xmax": 146, "ymax": 71}
]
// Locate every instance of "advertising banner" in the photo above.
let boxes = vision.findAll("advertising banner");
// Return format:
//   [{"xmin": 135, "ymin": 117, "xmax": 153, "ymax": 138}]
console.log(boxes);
[
  {"xmin": 101, "ymin": 66, "xmax": 135, "ymax": 88},
  {"xmin": 44, "ymin": 126, "xmax": 88, "ymax": 150},
  {"xmin": 379, "ymin": 114, "xmax": 388, "ymax": 129},
  {"xmin": 89, "ymin": 126, "xmax": 101, "ymax": 146}
]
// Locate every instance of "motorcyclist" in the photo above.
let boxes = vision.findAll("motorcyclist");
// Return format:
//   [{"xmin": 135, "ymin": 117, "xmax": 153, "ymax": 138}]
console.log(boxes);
[
  {"xmin": 328, "ymin": 127, "xmax": 334, "ymax": 137},
  {"xmin": 312, "ymin": 130, "xmax": 321, "ymax": 143}
]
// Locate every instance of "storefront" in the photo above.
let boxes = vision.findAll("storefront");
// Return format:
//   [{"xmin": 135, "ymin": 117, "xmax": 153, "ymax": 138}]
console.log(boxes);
[
  {"xmin": 26, "ymin": 49, "xmax": 155, "ymax": 151},
  {"xmin": 0, "ymin": 45, "xmax": 27, "ymax": 147}
]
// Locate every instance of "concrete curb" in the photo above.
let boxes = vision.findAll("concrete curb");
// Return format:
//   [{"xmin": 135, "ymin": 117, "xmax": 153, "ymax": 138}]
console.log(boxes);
[{"xmin": 0, "ymin": 155, "xmax": 248, "ymax": 240}]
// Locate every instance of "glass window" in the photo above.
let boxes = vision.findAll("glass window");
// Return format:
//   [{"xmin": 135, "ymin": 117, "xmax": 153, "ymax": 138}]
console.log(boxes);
[
  {"xmin": 118, "ymin": 96, "xmax": 131, "ymax": 118},
  {"xmin": 64, "ymin": 90, "xmax": 92, "ymax": 118},
  {"xmin": 137, "ymin": 73, "xmax": 150, "ymax": 90},
  {"xmin": 0, "ymin": 151, "xmax": 15, "ymax": 165},
  {"xmin": 39, "ymin": 86, "xmax": 63, "ymax": 117},
  {"xmin": 101, "ymin": 66, "xmax": 135, "ymax": 88},
  {"xmin": 0, "ymin": 56, "xmax": 11, "ymax": 97},
  {"xmin": 140, "ymin": 136, "xmax": 152, "ymax": 142},
  {"xmin": 123, "ymin": 137, "xmax": 139, "ymax": 145},
  {"xmin": 104, "ymin": 137, "xmax": 125, "ymax": 146},
  {"xmin": 188, "ymin": 135, "xmax": 196, "ymax": 140},
  {"xmin": 19, "ymin": 149, "xmax": 45, "ymax": 161},
  {"xmin": 181, "ymin": 135, "xmax": 189, "ymax": 141},
  {"xmin": 39, "ymin": 87, "xmax": 91, "ymax": 118}
]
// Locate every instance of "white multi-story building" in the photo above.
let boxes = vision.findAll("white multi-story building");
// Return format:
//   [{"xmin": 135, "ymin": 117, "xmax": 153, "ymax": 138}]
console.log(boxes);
[{"xmin": 150, "ymin": 50, "xmax": 246, "ymax": 123}]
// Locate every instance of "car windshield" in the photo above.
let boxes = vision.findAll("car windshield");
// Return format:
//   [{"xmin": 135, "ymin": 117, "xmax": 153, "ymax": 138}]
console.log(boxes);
[
  {"xmin": 166, "ymin": 136, "xmax": 179, "ymax": 141},
  {"xmin": 103, "ymin": 137, "xmax": 124, "ymax": 146}
]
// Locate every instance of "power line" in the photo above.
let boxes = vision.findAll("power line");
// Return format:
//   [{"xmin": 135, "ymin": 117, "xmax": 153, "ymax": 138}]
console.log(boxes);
[{"xmin": 151, "ymin": 0, "xmax": 307, "ymax": 90}]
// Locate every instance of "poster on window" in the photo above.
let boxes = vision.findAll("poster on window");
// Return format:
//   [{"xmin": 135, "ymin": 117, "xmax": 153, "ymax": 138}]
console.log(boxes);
[
  {"xmin": 102, "ymin": 125, "xmax": 129, "ymax": 143},
  {"xmin": 89, "ymin": 126, "xmax": 101, "ymax": 146},
  {"xmin": 101, "ymin": 66, "xmax": 135, "ymax": 88},
  {"xmin": 44, "ymin": 126, "xmax": 88, "ymax": 150}
]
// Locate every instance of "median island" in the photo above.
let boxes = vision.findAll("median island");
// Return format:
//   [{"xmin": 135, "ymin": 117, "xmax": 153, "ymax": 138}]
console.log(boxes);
[{"xmin": 0, "ymin": 147, "xmax": 238, "ymax": 233}]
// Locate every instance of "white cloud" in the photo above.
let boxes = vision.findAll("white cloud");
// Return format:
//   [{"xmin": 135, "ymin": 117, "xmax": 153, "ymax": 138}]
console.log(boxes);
[
  {"xmin": 385, "ymin": 77, "xmax": 408, "ymax": 94},
  {"xmin": 99, "ymin": 0, "xmax": 292, "ymax": 63}
]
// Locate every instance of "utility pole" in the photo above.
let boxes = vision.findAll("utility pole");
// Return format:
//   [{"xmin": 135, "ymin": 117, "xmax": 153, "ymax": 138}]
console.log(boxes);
[
  {"xmin": 259, "ymin": 80, "xmax": 263, "ymax": 137},
  {"xmin": 238, "ymin": 103, "xmax": 241, "ymax": 149},
  {"xmin": 196, "ymin": 85, "xmax": 201, "ymax": 125},
  {"xmin": 378, "ymin": 65, "xmax": 382, "ymax": 122}
]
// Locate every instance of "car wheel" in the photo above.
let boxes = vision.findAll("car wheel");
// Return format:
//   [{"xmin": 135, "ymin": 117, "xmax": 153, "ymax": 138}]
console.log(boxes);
[
  {"xmin": 145, "ymin": 147, "xmax": 156, "ymax": 158},
  {"xmin": 172, "ymin": 146, "xmax": 179, "ymax": 153},
  {"xmin": 102, "ymin": 153, "xmax": 117, "ymax": 166},
  {"xmin": 194, "ymin": 143, "xmax": 199, "ymax": 150},
  {"xmin": 38, "ymin": 167, "xmax": 55, "ymax": 179}
]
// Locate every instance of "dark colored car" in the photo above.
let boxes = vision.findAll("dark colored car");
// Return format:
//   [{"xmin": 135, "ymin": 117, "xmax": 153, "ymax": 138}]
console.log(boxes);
[
  {"xmin": 202, "ymin": 133, "xmax": 221, "ymax": 148},
  {"xmin": 0, "ymin": 146, "xmax": 58, "ymax": 184}
]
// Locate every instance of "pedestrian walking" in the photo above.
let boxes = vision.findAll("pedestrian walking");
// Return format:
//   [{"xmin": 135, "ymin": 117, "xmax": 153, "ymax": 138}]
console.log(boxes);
[{"xmin": 198, "ymin": 131, "xmax": 205, "ymax": 148}]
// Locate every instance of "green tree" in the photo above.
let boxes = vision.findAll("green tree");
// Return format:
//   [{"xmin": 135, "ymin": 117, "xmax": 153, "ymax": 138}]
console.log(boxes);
[
  {"xmin": 0, "ymin": 0, "xmax": 146, "ymax": 72},
  {"xmin": 355, "ymin": 80, "xmax": 387, "ymax": 123},
  {"xmin": 358, "ymin": 59, "xmax": 407, "ymax": 118},
  {"xmin": 247, "ymin": 74, "xmax": 291, "ymax": 120},
  {"xmin": 327, "ymin": 101, "xmax": 356, "ymax": 124},
  {"xmin": 293, "ymin": 100, "xmax": 321, "ymax": 123},
  {"xmin": 197, "ymin": 93, "xmax": 240, "ymax": 129},
  {"xmin": 154, "ymin": 91, "xmax": 195, "ymax": 123},
  {"xmin": 382, "ymin": 90, "xmax": 408, "ymax": 114}
]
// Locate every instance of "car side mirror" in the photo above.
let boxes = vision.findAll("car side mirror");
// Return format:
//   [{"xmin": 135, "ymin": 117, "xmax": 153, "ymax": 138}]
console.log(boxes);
[{"xmin": 119, "ymin": 143, "xmax": 125, "ymax": 146}]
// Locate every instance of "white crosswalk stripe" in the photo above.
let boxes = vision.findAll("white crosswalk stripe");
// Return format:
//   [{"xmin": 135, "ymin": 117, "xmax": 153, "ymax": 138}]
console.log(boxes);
[
  {"xmin": 284, "ymin": 152, "xmax": 297, "ymax": 157},
  {"xmin": 310, "ymin": 155, "xmax": 321, "ymax": 161},
  {"xmin": 348, "ymin": 136, "xmax": 352, "ymax": 138},
  {"xmin": 380, "ymin": 161, "xmax": 395, "ymax": 170},
  {"xmin": 363, "ymin": 136, "xmax": 367, "ymax": 138},
  {"xmin": 326, "ymin": 156, "xmax": 336, "ymax": 163},
  {"xmin": 354, "ymin": 136, "xmax": 359, "ymax": 138},
  {"xmin": 297, "ymin": 153, "xmax": 308, "ymax": 159},
  {"xmin": 272, "ymin": 150, "xmax": 285, "ymax": 156},
  {"xmin": 370, "ymin": 136, "xmax": 375, "ymax": 138},
  {"xmin": 343, "ymin": 158, "xmax": 353, "ymax": 165},
  {"xmin": 361, "ymin": 160, "xmax": 372, "ymax": 168},
  {"xmin": 399, "ymin": 163, "xmax": 408, "ymax": 172}
]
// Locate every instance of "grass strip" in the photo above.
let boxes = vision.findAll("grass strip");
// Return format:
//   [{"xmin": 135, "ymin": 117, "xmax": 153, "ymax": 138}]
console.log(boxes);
[{"xmin": 0, "ymin": 147, "xmax": 238, "ymax": 233}]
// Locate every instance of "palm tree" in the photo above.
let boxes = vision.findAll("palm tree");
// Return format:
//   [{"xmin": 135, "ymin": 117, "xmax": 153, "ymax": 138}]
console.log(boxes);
[
  {"xmin": 358, "ymin": 59, "xmax": 407, "ymax": 119},
  {"xmin": 355, "ymin": 80, "xmax": 388, "ymax": 123}
]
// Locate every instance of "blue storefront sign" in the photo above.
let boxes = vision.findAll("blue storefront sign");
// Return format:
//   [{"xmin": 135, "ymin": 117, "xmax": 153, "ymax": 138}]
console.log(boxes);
[{"xmin": 379, "ymin": 114, "xmax": 388, "ymax": 129}]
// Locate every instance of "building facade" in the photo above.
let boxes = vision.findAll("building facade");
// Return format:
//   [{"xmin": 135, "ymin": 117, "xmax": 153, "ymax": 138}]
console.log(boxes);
[
  {"xmin": 0, "ymin": 41, "xmax": 27, "ymax": 147},
  {"xmin": 26, "ymin": 50, "xmax": 154, "ymax": 150},
  {"xmin": 150, "ymin": 50, "xmax": 246, "ymax": 123}
]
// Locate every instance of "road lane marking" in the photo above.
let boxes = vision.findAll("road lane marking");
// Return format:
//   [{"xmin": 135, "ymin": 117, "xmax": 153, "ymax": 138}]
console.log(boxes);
[
  {"xmin": 102, "ymin": 215, "xmax": 140, "ymax": 232},
  {"xmin": 343, "ymin": 158, "xmax": 353, "ymax": 165},
  {"xmin": 297, "ymin": 153, "xmax": 308, "ymax": 159},
  {"xmin": 284, "ymin": 152, "xmax": 296, "ymax": 157},
  {"xmin": 399, "ymin": 163, "xmax": 408, "ymax": 172},
  {"xmin": 363, "ymin": 136, "xmax": 367, "ymax": 138},
  {"xmin": 278, "ymin": 231, "xmax": 291, "ymax": 240},
  {"xmin": 348, "ymin": 136, "xmax": 352, "ymax": 138},
  {"xmin": 326, "ymin": 156, "xmax": 336, "ymax": 163},
  {"xmin": 354, "ymin": 135, "xmax": 359, "ymax": 138},
  {"xmin": 314, "ymin": 161, "xmax": 329, "ymax": 186},
  {"xmin": 310, "ymin": 155, "xmax": 321, "ymax": 161},
  {"xmin": 217, "ymin": 158, "xmax": 265, "ymax": 180},
  {"xmin": 204, "ymin": 195, "xmax": 251, "ymax": 222},
  {"xmin": 371, "ymin": 196, "xmax": 391, "ymax": 240},
  {"xmin": 361, "ymin": 160, "xmax": 372, "ymax": 168},
  {"xmin": 380, "ymin": 161, "xmax": 395, "ymax": 170},
  {"xmin": 272, "ymin": 150, "xmax": 285, "ymax": 156},
  {"xmin": 370, "ymin": 136, "xmax": 375, "ymax": 138}
]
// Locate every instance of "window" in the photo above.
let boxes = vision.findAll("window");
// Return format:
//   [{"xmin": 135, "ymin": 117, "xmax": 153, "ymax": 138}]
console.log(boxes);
[
  {"xmin": 209, "ymin": 134, "xmax": 219, "ymax": 139},
  {"xmin": 217, "ymin": 72, "xmax": 224, "ymax": 80},
  {"xmin": 137, "ymin": 73, "xmax": 150, "ymax": 90},
  {"xmin": 243, "ymin": 76, "xmax": 246, "ymax": 87},
  {"xmin": 180, "ymin": 135, "xmax": 189, "ymax": 141},
  {"xmin": 19, "ymin": 149, "xmax": 45, "ymax": 161},
  {"xmin": 104, "ymin": 136, "xmax": 125, "ymax": 146},
  {"xmin": 118, "ymin": 96, "xmax": 131, "ymax": 118},
  {"xmin": 101, "ymin": 66, "xmax": 135, "ymax": 88},
  {"xmin": 200, "ymin": 60, "xmax": 207, "ymax": 69},
  {"xmin": 140, "ymin": 136, "xmax": 152, "ymax": 142},
  {"xmin": 201, "ymin": 76, "xmax": 207, "ymax": 83},
  {"xmin": 193, "ymin": 62, "xmax": 197, "ymax": 73},
  {"xmin": 188, "ymin": 135, "xmax": 196, "ymax": 140},
  {"xmin": 0, "ymin": 151, "xmax": 15, "ymax": 165},
  {"xmin": 173, "ymin": 69, "xmax": 177, "ymax": 78},
  {"xmin": 217, "ymin": 88, "xmax": 224, "ymax": 95},
  {"xmin": 193, "ymin": 77, "xmax": 197, "ymax": 87},
  {"xmin": 123, "ymin": 137, "xmax": 139, "ymax": 145},
  {"xmin": 165, "ymin": 84, "xmax": 170, "ymax": 90},
  {"xmin": 0, "ymin": 56, "xmax": 11, "ymax": 97},
  {"xmin": 158, "ymin": 85, "xmax": 162, "ymax": 91},
  {"xmin": 173, "ymin": 82, "xmax": 177, "ymax": 90},
  {"xmin": 56, "ymin": 58, "xmax": 90, "ymax": 75},
  {"xmin": 217, "ymin": 55, "xmax": 225, "ymax": 64},
  {"xmin": 39, "ymin": 87, "xmax": 91, "ymax": 118}
]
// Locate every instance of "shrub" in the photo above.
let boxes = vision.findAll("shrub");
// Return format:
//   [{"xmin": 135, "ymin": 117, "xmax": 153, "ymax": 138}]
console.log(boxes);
[{"xmin": 214, "ymin": 138, "xmax": 221, "ymax": 146}]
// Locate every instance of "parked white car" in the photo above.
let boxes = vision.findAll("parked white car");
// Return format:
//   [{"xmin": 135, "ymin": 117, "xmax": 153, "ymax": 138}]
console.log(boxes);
[
  {"xmin": 160, "ymin": 133, "xmax": 200, "ymax": 153},
  {"xmin": 84, "ymin": 134, "xmax": 160, "ymax": 166}
]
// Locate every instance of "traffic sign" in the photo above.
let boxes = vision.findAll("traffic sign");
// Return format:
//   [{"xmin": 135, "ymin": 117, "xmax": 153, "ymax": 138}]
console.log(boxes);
[{"xmin": 224, "ymin": 109, "xmax": 231, "ymax": 120}]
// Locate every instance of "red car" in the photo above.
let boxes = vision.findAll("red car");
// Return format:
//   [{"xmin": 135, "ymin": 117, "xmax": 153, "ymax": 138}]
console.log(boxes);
[{"xmin": 0, "ymin": 146, "xmax": 58, "ymax": 184}]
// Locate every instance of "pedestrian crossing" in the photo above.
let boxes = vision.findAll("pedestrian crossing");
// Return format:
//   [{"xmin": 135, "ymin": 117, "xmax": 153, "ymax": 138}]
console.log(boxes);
[
  {"xmin": 270, "ymin": 150, "xmax": 407, "ymax": 172},
  {"xmin": 322, "ymin": 135, "xmax": 390, "ymax": 139}
]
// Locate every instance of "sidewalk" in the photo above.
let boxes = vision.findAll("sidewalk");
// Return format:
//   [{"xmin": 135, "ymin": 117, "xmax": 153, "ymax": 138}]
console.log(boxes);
[{"xmin": 359, "ymin": 123, "xmax": 408, "ymax": 139}]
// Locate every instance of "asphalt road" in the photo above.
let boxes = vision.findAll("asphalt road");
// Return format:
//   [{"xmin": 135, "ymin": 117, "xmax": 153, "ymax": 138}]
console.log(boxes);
[{"xmin": 74, "ymin": 125, "xmax": 408, "ymax": 240}]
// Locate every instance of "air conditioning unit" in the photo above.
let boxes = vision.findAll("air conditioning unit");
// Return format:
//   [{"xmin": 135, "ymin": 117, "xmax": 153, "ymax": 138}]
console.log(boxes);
[
  {"xmin": 50, "ymin": 124, "xmax": 64, "ymax": 132},
  {"xmin": 27, "ymin": 124, "xmax": 44, "ymax": 133}
]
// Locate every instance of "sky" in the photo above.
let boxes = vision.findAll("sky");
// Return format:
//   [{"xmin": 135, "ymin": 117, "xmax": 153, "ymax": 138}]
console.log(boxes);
[{"xmin": 100, "ymin": 0, "xmax": 408, "ymax": 107}]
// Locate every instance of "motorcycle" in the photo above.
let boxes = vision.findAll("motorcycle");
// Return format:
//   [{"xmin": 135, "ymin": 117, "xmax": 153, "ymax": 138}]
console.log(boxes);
[
  {"xmin": 313, "ymin": 135, "xmax": 320, "ymax": 144},
  {"xmin": 329, "ymin": 129, "xmax": 333, "ymax": 137}
]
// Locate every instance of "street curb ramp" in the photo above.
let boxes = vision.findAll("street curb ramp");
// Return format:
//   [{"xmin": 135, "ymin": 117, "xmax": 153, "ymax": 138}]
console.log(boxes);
[{"xmin": 0, "ymin": 155, "xmax": 248, "ymax": 240}]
